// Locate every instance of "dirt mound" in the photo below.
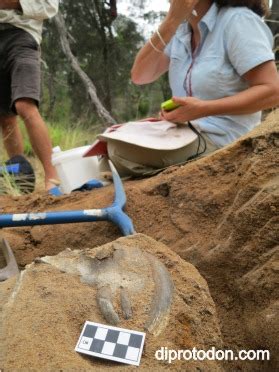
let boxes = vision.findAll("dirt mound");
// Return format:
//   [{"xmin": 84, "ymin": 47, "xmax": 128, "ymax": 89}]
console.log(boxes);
[
  {"xmin": 0, "ymin": 235, "xmax": 222, "ymax": 371},
  {"xmin": 0, "ymin": 111, "xmax": 278, "ymax": 370}
]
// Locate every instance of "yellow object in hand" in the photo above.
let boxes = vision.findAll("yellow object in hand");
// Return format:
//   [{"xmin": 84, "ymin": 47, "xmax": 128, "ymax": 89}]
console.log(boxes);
[{"xmin": 161, "ymin": 99, "xmax": 181, "ymax": 112}]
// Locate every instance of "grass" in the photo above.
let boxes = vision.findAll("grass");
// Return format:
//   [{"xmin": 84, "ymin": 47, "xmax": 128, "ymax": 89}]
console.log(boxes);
[
  {"xmin": 1, "ymin": 118, "xmax": 100, "ymax": 195},
  {"xmin": 20, "ymin": 120, "xmax": 99, "ymax": 156},
  {"xmin": 0, "ymin": 168, "xmax": 22, "ymax": 196}
]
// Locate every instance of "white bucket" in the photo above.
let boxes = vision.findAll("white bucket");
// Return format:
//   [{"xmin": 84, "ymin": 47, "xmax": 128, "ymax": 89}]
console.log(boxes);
[{"xmin": 51, "ymin": 146, "xmax": 101, "ymax": 194}]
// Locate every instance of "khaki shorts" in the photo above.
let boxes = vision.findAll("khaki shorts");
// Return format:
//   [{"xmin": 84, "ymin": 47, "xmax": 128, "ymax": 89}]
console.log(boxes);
[
  {"xmin": 104, "ymin": 133, "xmax": 219, "ymax": 177},
  {"xmin": 0, "ymin": 26, "xmax": 41, "ymax": 116}
]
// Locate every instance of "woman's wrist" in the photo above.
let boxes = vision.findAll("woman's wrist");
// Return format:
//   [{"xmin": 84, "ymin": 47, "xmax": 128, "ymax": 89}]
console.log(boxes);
[
  {"xmin": 199, "ymin": 99, "xmax": 217, "ymax": 117},
  {"xmin": 147, "ymin": 18, "xmax": 179, "ymax": 54},
  {"xmin": 161, "ymin": 17, "xmax": 181, "ymax": 35},
  {"xmin": 152, "ymin": 18, "xmax": 180, "ymax": 49}
]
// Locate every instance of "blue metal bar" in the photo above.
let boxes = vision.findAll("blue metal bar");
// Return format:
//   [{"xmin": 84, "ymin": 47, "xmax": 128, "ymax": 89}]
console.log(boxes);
[
  {"xmin": 107, "ymin": 207, "xmax": 135, "ymax": 236},
  {"xmin": 0, "ymin": 209, "xmax": 108, "ymax": 227},
  {"xmin": 0, "ymin": 160, "xmax": 135, "ymax": 236},
  {"xmin": 110, "ymin": 162, "xmax": 126, "ymax": 209}
]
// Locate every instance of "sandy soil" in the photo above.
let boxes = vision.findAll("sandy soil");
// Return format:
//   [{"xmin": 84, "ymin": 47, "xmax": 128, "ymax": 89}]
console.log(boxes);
[
  {"xmin": 0, "ymin": 111, "xmax": 278, "ymax": 371},
  {"xmin": 0, "ymin": 235, "xmax": 224, "ymax": 371}
]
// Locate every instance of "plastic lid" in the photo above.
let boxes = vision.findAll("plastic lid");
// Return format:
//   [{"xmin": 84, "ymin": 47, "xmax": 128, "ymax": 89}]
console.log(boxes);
[
  {"xmin": 52, "ymin": 146, "xmax": 62, "ymax": 153},
  {"xmin": 51, "ymin": 145, "xmax": 91, "ymax": 165}
]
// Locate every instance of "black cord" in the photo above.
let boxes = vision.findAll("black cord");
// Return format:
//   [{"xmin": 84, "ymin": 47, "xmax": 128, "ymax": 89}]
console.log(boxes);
[
  {"xmin": 142, "ymin": 122, "xmax": 209, "ymax": 177},
  {"xmin": 187, "ymin": 121, "xmax": 207, "ymax": 160}
]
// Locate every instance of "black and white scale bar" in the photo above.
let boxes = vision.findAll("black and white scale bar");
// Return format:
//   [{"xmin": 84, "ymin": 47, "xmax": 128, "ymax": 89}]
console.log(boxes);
[{"xmin": 75, "ymin": 321, "xmax": 146, "ymax": 366}]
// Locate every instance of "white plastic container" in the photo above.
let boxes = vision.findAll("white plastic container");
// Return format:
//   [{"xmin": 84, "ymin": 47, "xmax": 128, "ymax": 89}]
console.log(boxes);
[{"xmin": 51, "ymin": 146, "xmax": 101, "ymax": 194}]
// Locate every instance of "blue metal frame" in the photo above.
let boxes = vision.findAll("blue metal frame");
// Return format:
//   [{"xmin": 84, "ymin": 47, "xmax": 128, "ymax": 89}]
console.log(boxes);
[{"xmin": 0, "ymin": 161, "xmax": 135, "ymax": 236}]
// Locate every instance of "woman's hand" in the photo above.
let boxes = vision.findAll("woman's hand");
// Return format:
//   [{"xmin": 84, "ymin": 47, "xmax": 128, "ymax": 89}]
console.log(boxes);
[
  {"xmin": 131, "ymin": 0, "xmax": 199, "ymax": 86},
  {"xmin": 167, "ymin": 0, "xmax": 199, "ymax": 24},
  {"xmin": 161, "ymin": 96, "xmax": 206, "ymax": 123},
  {"xmin": 161, "ymin": 61, "xmax": 279, "ymax": 123}
]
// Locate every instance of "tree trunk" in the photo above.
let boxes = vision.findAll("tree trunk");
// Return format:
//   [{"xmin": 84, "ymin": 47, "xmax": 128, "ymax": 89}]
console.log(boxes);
[
  {"xmin": 46, "ymin": 73, "xmax": 57, "ymax": 119},
  {"xmin": 266, "ymin": 0, "xmax": 279, "ymax": 33},
  {"xmin": 265, "ymin": 1, "xmax": 279, "ymax": 62},
  {"xmin": 53, "ymin": 12, "xmax": 117, "ymax": 127}
]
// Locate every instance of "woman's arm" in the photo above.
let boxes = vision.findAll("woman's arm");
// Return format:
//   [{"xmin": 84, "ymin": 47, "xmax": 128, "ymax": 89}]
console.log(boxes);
[
  {"xmin": 130, "ymin": 28, "xmax": 170, "ymax": 85},
  {"xmin": 131, "ymin": 0, "xmax": 198, "ymax": 85},
  {"xmin": 162, "ymin": 61, "xmax": 279, "ymax": 122}
]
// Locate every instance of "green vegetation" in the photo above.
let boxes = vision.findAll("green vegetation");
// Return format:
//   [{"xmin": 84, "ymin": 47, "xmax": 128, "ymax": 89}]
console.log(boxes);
[
  {"xmin": 1, "ymin": 1, "xmax": 171, "ymax": 195},
  {"xmin": 0, "ymin": 168, "xmax": 21, "ymax": 196},
  {"xmin": 19, "ymin": 120, "xmax": 98, "ymax": 156},
  {"xmin": 40, "ymin": 2, "xmax": 170, "ymax": 128}
]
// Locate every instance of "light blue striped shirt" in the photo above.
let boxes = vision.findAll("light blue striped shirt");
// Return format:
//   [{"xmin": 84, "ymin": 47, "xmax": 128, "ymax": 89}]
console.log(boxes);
[{"xmin": 165, "ymin": 3, "xmax": 274, "ymax": 147}]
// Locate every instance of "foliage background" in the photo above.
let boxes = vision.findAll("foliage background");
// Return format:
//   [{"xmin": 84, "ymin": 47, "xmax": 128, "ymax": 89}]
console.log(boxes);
[
  {"xmin": 3, "ymin": 0, "xmax": 278, "ymax": 157},
  {"xmin": 36, "ymin": 0, "xmax": 170, "ymax": 153}
]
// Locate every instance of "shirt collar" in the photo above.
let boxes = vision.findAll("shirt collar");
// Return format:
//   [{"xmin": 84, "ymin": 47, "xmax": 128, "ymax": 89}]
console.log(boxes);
[
  {"xmin": 176, "ymin": 2, "xmax": 218, "ymax": 44},
  {"xmin": 200, "ymin": 2, "xmax": 218, "ymax": 32}
]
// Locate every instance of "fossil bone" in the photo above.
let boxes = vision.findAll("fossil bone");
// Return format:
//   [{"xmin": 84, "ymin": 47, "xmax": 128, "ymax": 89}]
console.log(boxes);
[{"xmin": 40, "ymin": 241, "xmax": 174, "ymax": 335}]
